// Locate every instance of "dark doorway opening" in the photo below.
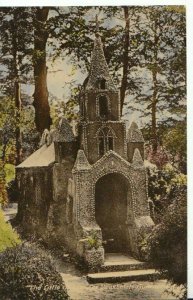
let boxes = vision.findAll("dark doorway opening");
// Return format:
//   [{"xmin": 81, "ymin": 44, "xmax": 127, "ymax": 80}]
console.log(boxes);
[{"xmin": 95, "ymin": 173, "xmax": 128, "ymax": 253}]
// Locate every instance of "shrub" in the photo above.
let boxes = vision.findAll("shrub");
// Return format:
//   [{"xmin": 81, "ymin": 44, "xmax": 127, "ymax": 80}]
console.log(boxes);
[
  {"xmin": 146, "ymin": 162, "xmax": 187, "ymax": 222},
  {"xmin": 135, "ymin": 227, "xmax": 152, "ymax": 262},
  {"xmin": 148, "ymin": 186, "xmax": 187, "ymax": 290},
  {"xmin": 0, "ymin": 243, "xmax": 69, "ymax": 300},
  {"xmin": 0, "ymin": 209, "xmax": 21, "ymax": 252}
]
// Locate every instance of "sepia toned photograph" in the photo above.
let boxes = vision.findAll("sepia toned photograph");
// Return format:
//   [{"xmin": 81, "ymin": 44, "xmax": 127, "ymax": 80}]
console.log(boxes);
[{"xmin": 0, "ymin": 5, "xmax": 187, "ymax": 300}]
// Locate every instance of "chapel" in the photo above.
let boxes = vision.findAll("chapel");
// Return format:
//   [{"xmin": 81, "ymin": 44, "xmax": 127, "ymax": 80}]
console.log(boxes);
[{"xmin": 16, "ymin": 22, "xmax": 154, "ymax": 268}]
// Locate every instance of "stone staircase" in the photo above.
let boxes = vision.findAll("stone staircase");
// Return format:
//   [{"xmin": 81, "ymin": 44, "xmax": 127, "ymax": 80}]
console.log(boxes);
[{"xmin": 87, "ymin": 253, "xmax": 160, "ymax": 284}]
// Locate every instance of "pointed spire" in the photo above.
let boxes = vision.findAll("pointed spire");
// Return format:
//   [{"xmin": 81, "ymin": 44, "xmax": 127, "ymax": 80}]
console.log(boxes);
[
  {"xmin": 73, "ymin": 150, "xmax": 91, "ymax": 172},
  {"xmin": 127, "ymin": 122, "xmax": 144, "ymax": 143},
  {"xmin": 95, "ymin": 15, "xmax": 99, "ymax": 36},
  {"xmin": 132, "ymin": 148, "xmax": 144, "ymax": 168},
  {"xmin": 86, "ymin": 18, "xmax": 116, "ymax": 91}
]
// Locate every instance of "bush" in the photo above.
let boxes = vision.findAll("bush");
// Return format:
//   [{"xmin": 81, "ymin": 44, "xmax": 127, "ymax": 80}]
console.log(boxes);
[
  {"xmin": 148, "ymin": 186, "xmax": 187, "ymax": 287},
  {"xmin": 146, "ymin": 162, "xmax": 187, "ymax": 222},
  {"xmin": 0, "ymin": 243, "xmax": 69, "ymax": 300},
  {"xmin": 0, "ymin": 209, "xmax": 21, "ymax": 252}
]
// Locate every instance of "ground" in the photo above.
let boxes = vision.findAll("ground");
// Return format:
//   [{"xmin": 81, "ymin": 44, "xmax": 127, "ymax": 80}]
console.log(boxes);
[
  {"xmin": 3, "ymin": 204, "xmax": 177, "ymax": 300},
  {"xmin": 55, "ymin": 259, "xmax": 176, "ymax": 300}
]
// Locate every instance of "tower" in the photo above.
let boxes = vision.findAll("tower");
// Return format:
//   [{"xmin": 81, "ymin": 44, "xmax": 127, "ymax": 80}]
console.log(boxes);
[{"xmin": 78, "ymin": 20, "xmax": 127, "ymax": 164}]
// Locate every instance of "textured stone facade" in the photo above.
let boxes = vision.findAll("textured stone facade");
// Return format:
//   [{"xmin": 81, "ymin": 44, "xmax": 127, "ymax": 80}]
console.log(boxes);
[{"xmin": 16, "ymin": 25, "xmax": 154, "ymax": 269}]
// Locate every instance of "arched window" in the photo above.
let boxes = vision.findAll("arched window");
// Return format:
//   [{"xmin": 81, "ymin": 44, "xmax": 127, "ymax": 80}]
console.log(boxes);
[
  {"xmin": 107, "ymin": 129, "xmax": 114, "ymax": 151},
  {"xmin": 97, "ymin": 127, "xmax": 115, "ymax": 157},
  {"xmin": 98, "ymin": 129, "xmax": 105, "ymax": 156},
  {"xmin": 99, "ymin": 95, "xmax": 108, "ymax": 119}
]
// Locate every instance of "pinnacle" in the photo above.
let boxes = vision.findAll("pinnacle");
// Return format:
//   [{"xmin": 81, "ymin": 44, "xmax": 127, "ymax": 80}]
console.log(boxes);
[
  {"xmin": 132, "ymin": 148, "xmax": 144, "ymax": 167},
  {"xmin": 73, "ymin": 150, "xmax": 91, "ymax": 171}
]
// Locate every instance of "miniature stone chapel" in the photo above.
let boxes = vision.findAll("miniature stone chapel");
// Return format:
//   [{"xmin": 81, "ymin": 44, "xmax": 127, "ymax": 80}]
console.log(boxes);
[{"xmin": 16, "ymin": 21, "xmax": 154, "ymax": 268}]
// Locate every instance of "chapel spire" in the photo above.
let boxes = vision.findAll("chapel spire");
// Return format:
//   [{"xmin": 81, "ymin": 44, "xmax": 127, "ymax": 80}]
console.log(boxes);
[
  {"xmin": 86, "ymin": 16, "xmax": 116, "ymax": 90},
  {"xmin": 95, "ymin": 15, "xmax": 99, "ymax": 36}
]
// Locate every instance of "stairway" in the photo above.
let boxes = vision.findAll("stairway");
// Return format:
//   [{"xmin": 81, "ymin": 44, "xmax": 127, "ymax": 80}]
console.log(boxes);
[{"xmin": 87, "ymin": 253, "xmax": 160, "ymax": 284}]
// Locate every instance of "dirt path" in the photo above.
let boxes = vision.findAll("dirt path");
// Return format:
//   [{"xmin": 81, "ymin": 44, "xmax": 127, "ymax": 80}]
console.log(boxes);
[
  {"xmin": 55, "ymin": 259, "xmax": 176, "ymax": 300},
  {"xmin": 2, "ymin": 205, "xmax": 177, "ymax": 299}
]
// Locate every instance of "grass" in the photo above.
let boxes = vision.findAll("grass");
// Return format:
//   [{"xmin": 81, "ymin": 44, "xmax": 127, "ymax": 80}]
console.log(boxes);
[
  {"xmin": 0, "ymin": 209, "xmax": 21, "ymax": 252},
  {"xmin": 4, "ymin": 163, "xmax": 15, "ymax": 184}
]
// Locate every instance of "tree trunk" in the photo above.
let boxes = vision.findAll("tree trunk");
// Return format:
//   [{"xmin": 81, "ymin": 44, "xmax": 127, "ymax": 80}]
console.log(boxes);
[
  {"xmin": 151, "ymin": 19, "xmax": 159, "ymax": 153},
  {"xmin": 15, "ymin": 81, "xmax": 22, "ymax": 165},
  {"xmin": 12, "ymin": 11, "xmax": 22, "ymax": 165},
  {"xmin": 120, "ymin": 6, "xmax": 130, "ymax": 114},
  {"xmin": 33, "ymin": 7, "xmax": 52, "ymax": 134},
  {"xmin": 152, "ymin": 70, "xmax": 157, "ymax": 153}
]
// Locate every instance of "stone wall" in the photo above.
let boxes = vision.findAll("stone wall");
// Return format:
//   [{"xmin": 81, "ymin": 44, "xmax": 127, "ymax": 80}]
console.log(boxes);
[{"xmin": 16, "ymin": 167, "xmax": 53, "ymax": 237}]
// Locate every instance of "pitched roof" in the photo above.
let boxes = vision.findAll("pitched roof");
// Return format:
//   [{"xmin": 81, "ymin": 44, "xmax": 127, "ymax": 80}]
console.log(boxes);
[
  {"xmin": 73, "ymin": 150, "xmax": 91, "ymax": 171},
  {"xmin": 54, "ymin": 118, "xmax": 75, "ymax": 142},
  {"xmin": 16, "ymin": 143, "xmax": 55, "ymax": 168},
  {"xmin": 132, "ymin": 148, "xmax": 144, "ymax": 168}
]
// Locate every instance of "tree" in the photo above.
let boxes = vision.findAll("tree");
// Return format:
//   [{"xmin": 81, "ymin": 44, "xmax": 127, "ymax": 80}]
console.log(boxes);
[
  {"xmin": 133, "ymin": 6, "xmax": 186, "ymax": 152},
  {"xmin": 0, "ymin": 7, "xmax": 33, "ymax": 164},
  {"xmin": 33, "ymin": 7, "xmax": 52, "ymax": 134},
  {"xmin": 163, "ymin": 119, "xmax": 186, "ymax": 173}
]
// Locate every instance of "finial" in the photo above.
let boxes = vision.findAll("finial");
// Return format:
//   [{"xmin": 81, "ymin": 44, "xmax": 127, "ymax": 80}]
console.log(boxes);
[{"xmin": 95, "ymin": 15, "xmax": 99, "ymax": 36}]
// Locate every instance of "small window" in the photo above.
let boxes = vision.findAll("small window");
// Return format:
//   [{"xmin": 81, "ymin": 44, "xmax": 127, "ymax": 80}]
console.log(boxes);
[
  {"xmin": 99, "ymin": 95, "xmax": 108, "ymax": 119},
  {"xmin": 100, "ymin": 79, "xmax": 106, "ymax": 89}
]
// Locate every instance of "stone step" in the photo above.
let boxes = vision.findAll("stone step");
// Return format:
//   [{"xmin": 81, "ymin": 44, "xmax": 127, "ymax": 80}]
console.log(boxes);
[
  {"xmin": 101, "ymin": 253, "xmax": 151, "ymax": 272},
  {"xmin": 87, "ymin": 269, "xmax": 160, "ymax": 284}
]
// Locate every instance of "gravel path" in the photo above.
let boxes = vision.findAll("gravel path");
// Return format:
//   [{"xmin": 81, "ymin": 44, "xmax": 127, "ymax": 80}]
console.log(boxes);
[{"xmin": 55, "ymin": 259, "xmax": 176, "ymax": 300}]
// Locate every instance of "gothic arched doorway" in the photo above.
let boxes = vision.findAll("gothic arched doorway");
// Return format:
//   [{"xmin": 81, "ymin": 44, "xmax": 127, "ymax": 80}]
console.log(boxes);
[{"xmin": 95, "ymin": 173, "xmax": 129, "ymax": 253}]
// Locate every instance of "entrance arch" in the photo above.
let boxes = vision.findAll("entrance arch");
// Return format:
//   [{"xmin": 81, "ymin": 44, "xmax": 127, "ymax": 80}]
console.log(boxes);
[{"xmin": 95, "ymin": 172, "xmax": 129, "ymax": 253}]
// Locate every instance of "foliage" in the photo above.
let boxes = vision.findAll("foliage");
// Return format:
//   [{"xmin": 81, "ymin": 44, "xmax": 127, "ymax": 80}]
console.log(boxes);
[
  {"xmin": 0, "ymin": 95, "xmax": 38, "ymax": 205},
  {"xmin": 0, "ymin": 209, "xmax": 21, "ymax": 252},
  {"xmin": 50, "ymin": 86, "xmax": 80, "ymax": 127},
  {"xmin": 0, "ymin": 160, "xmax": 8, "ymax": 207},
  {"xmin": 135, "ymin": 226, "xmax": 152, "ymax": 261},
  {"xmin": 145, "ymin": 144, "xmax": 170, "ymax": 169},
  {"xmin": 87, "ymin": 230, "xmax": 101, "ymax": 250},
  {"xmin": 148, "ymin": 186, "xmax": 187, "ymax": 291},
  {"xmin": 147, "ymin": 162, "xmax": 187, "ymax": 222},
  {"xmin": 162, "ymin": 120, "xmax": 186, "ymax": 172},
  {"xmin": 0, "ymin": 243, "xmax": 69, "ymax": 300}
]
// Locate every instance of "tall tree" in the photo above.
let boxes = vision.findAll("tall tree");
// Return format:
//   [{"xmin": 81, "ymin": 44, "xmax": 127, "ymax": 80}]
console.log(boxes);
[
  {"xmin": 133, "ymin": 6, "xmax": 186, "ymax": 152},
  {"xmin": 0, "ymin": 7, "xmax": 33, "ymax": 164},
  {"xmin": 33, "ymin": 7, "xmax": 52, "ymax": 133}
]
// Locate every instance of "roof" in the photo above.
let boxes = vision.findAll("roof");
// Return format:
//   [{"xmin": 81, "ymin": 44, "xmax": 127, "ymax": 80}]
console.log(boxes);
[
  {"xmin": 86, "ymin": 34, "xmax": 116, "ymax": 91},
  {"xmin": 16, "ymin": 143, "xmax": 55, "ymax": 168},
  {"xmin": 53, "ymin": 118, "xmax": 75, "ymax": 143},
  {"xmin": 132, "ymin": 148, "xmax": 144, "ymax": 168},
  {"xmin": 73, "ymin": 150, "xmax": 91, "ymax": 171},
  {"xmin": 127, "ymin": 122, "xmax": 144, "ymax": 143}
]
